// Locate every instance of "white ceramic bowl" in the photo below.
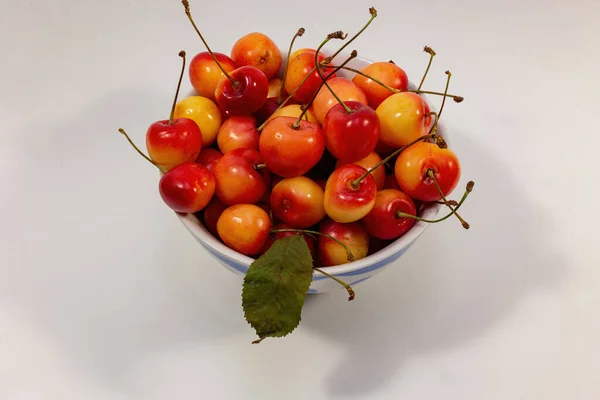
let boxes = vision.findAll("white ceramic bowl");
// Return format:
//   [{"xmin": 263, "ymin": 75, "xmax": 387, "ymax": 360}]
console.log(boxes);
[{"xmin": 177, "ymin": 51, "xmax": 444, "ymax": 293}]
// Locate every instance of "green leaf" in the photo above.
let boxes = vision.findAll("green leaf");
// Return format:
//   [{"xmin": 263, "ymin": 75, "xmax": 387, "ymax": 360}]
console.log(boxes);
[{"xmin": 242, "ymin": 234, "xmax": 314, "ymax": 343}]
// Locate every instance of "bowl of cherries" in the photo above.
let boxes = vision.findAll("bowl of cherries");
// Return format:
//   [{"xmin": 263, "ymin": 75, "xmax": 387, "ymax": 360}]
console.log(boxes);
[{"xmin": 118, "ymin": 1, "xmax": 475, "ymax": 344}]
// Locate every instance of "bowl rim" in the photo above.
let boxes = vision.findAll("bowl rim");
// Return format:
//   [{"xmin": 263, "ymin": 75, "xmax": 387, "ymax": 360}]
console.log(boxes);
[{"xmin": 176, "ymin": 51, "xmax": 448, "ymax": 276}]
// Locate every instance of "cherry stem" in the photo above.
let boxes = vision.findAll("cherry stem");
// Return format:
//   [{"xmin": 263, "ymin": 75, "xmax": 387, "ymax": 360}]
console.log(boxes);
[
  {"xmin": 252, "ymin": 337, "xmax": 265, "ymax": 344},
  {"xmin": 350, "ymin": 132, "xmax": 438, "ymax": 189},
  {"xmin": 292, "ymin": 49, "xmax": 358, "ymax": 129},
  {"xmin": 257, "ymin": 66, "xmax": 316, "ymax": 132},
  {"xmin": 315, "ymin": 32, "xmax": 352, "ymax": 114},
  {"xmin": 253, "ymin": 163, "xmax": 267, "ymax": 171},
  {"xmin": 313, "ymin": 267, "xmax": 355, "ymax": 301},
  {"xmin": 181, "ymin": 0, "xmax": 238, "ymax": 88},
  {"xmin": 438, "ymin": 71, "xmax": 452, "ymax": 120},
  {"xmin": 118, "ymin": 128, "xmax": 166, "ymax": 173},
  {"xmin": 427, "ymin": 169, "xmax": 470, "ymax": 228},
  {"xmin": 397, "ymin": 181, "xmax": 474, "ymax": 228},
  {"xmin": 417, "ymin": 46, "xmax": 436, "ymax": 91},
  {"xmin": 326, "ymin": 65, "xmax": 464, "ymax": 102},
  {"xmin": 271, "ymin": 228, "xmax": 355, "ymax": 262},
  {"xmin": 278, "ymin": 28, "xmax": 305, "ymax": 104},
  {"xmin": 169, "ymin": 51, "xmax": 187, "ymax": 125},
  {"xmin": 323, "ymin": 7, "xmax": 377, "ymax": 64}
]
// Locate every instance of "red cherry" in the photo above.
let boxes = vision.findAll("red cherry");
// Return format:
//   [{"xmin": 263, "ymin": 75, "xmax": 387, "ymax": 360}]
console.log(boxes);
[
  {"xmin": 322, "ymin": 101, "xmax": 380, "ymax": 163},
  {"xmin": 323, "ymin": 164, "xmax": 377, "ymax": 223},
  {"xmin": 216, "ymin": 116, "xmax": 260, "ymax": 154},
  {"xmin": 146, "ymin": 118, "xmax": 203, "ymax": 171},
  {"xmin": 202, "ymin": 197, "xmax": 228, "ymax": 238},
  {"xmin": 361, "ymin": 189, "xmax": 417, "ymax": 240},
  {"xmin": 214, "ymin": 66, "xmax": 269, "ymax": 116},
  {"xmin": 195, "ymin": 148, "xmax": 222, "ymax": 174},
  {"xmin": 159, "ymin": 162, "xmax": 215, "ymax": 213},
  {"xmin": 214, "ymin": 147, "xmax": 269, "ymax": 205}
]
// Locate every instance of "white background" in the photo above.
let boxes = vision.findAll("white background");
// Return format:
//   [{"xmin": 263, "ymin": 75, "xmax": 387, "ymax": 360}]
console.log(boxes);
[{"xmin": 1, "ymin": 0, "xmax": 599, "ymax": 398}]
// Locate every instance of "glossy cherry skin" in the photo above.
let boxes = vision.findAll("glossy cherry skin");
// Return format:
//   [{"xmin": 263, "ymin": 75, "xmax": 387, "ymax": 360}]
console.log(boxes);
[
  {"xmin": 383, "ymin": 173, "xmax": 400, "ymax": 190},
  {"xmin": 159, "ymin": 162, "xmax": 215, "ymax": 213},
  {"xmin": 188, "ymin": 51, "xmax": 236, "ymax": 101},
  {"xmin": 231, "ymin": 32, "xmax": 282, "ymax": 80},
  {"xmin": 376, "ymin": 92, "xmax": 431, "ymax": 148},
  {"xmin": 173, "ymin": 96, "xmax": 222, "ymax": 147},
  {"xmin": 215, "ymin": 66, "xmax": 269, "ymax": 115},
  {"xmin": 270, "ymin": 176, "xmax": 326, "ymax": 229},
  {"xmin": 216, "ymin": 116, "xmax": 259, "ymax": 153},
  {"xmin": 323, "ymin": 164, "xmax": 377, "ymax": 223},
  {"xmin": 394, "ymin": 141, "xmax": 461, "ymax": 202},
  {"xmin": 284, "ymin": 52, "xmax": 337, "ymax": 104},
  {"xmin": 146, "ymin": 118, "xmax": 203, "ymax": 171},
  {"xmin": 216, "ymin": 204, "xmax": 271, "ymax": 256},
  {"xmin": 213, "ymin": 148, "xmax": 269, "ymax": 205},
  {"xmin": 311, "ymin": 77, "xmax": 368, "ymax": 125},
  {"xmin": 195, "ymin": 148, "xmax": 222, "ymax": 174},
  {"xmin": 289, "ymin": 48, "xmax": 324, "ymax": 61},
  {"xmin": 259, "ymin": 117, "xmax": 325, "ymax": 178},
  {"xmin": 322, "ymin": 101, "xmax": 380, "ymax": 163},
  {"xmin": 352, "ymin": 62, "xmax": 409, "ymax": 109},
  {"xmin": 361, "ymin": 189, "xmax": 417, "ymax": 240},
  {"xmin": 202, "ymin": 197, "xmax": 228, "ymax": 238},
  {"xmin": 336, "ymin": 151, "xmax": 386, "ymax": 190},
  {"xmin": 260, "ymin": 222, "xmax": 317, "ymax": 260},
  {"xmin": 318, "ymin": 219, "xmax": 369, "ymax": 267},
  {"xmin": 265, "ymin": 104, "xmax": 318, "ymax": 126}
]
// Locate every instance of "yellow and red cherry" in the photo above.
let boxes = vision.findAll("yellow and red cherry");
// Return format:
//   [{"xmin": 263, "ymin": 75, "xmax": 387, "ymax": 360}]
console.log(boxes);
[
  {"xmin": 394, "ymin": 141, "xmax": 461, "ymax": 202},
  {"xmin": 311, "ymin": 77, "xmax": 367, "ymax": 125},
  {"xmin": 318, "ymin": 219, "xmax": 369, "ymax": 266},
  {"xmin": 145, "ymin": 51, "xmax": 203, "ymax": 171},
  {"xmin": 214, "ymin": 147, "xmax": 269, "ymax": 206},
  {"xmin": 336, "ymin": 151, "xmax": 385, "ymax": 190},
  {"xmin": 216, "ymin": 204, "xmax": 271, "ymax": 256},
  {"xmin": 361, "ymin": 189, "xmax": 417, "ymax": 240},
  {"xmin": 322, "ymin": 101, "xmax": 380, "ymax": 162},
  {"xmin": 173, "ymin": 96, "xmax": 222, "ymax": 147},
  {"xmin": 323, "ymin": 164, "xmax": 377, "ymax": 223},
  {"xmin": 270, "ymin": 176, "xmax": 326, "ymax": 229},
  {"xmin": 259, "ymin": 117, "xmax": 325, "ymax": 178},
  {"xmin": 284, "ymin": 51, "xmax": 337, "ymax": 104},
  {"xmin": 158, "ymin": 162, "xmax": 215, "ymax": 214},
  {"xmin": 195, "ymin": 148, "xmax": 222, "ymax": 174},
  {"xmin": 352, "ymin": 62, "xmax": 408, "ymax": 109},
  {"xmin": 216, "ymin": 116, "xmax": 259, "ymax": 154},
  {"xmin": 265, "ymin": 104, "xmax": 318, "ymax": 126},
  {"xmin": 188, "ymin": 51, "xmax": 236, "ymax": 100},
  {"xmin": 376, "ymin": 92, "xmax": 432, "ymax": 148},
  {"xmin": 231, "ymin": 32, "xmax": 282, "ymax": 80},
  {"xmin": 182, "ymin": 1, "xmax": 269, "ymax": 116}
]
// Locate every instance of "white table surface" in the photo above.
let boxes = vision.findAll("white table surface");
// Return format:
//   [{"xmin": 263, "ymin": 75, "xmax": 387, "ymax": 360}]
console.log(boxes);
[{"xmin": 2, "ymin": 0, "xmax": 599, "ymax": 399}]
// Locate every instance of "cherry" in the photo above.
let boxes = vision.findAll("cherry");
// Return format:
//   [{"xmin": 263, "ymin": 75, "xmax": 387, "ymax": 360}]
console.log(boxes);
[
  {"xmin": 284, "ymin": 51, "xmax": 338, "ymax": 104},
  {"xmin": 145, "ymin": 51, "xmax": 203, "ymax": 171},
  {"xmin": 311, "ymin": 76, "xmax": 367, "ymax": 125},
  {"xmin": 202, "ymin": 197, "xmax": 228, "ymax": 238},
  {"xmin": 270, "ymin": 176, "xmax": 326, "ymax": 229},
  {"xmin": 188, "ymin": 51, "xmax": 236, "ymax": 101},
  {"xmin": 376, "ymin": 92, "xmax": 432, "ymax": 149},
  {"xmin": 394, "ymin": 141, "xmax": 461, "ymax": 202},
  {"xmin": 336, "ymin": 151, "xmax": 385, "ymax": 190},
  {"xmin": 195, "ymin": 148, "xmax": 222, "ymax": 174},
  {"xmin": 361, "ymin": 189, "xmax": 417, "ymax": 240},
  {"xmin": 264, "ymin": 104, "xmax": 318, "ymax": 126},
  {"xmin": 216, "ymin": 116, "xmax": 259, "ymax": 154},
  {"xmin": 318, "ymin": 219, "xmax": 369, "ymax": 266},
  {"xmin": 173, "ymin": 95, "xmax": 222, "ymax": 147},
  {"xmin": 119, "ymin": 129, "xmax": 215, "ymax": 214},
  {"xmin": 231, "ymin": 32, "xmax": 283, "ymax": 80},
  {"xmin": 352, "ymin": 61, "xmax": 408, "ymax": 109},
  {"xmin": 214, "ymin": 147, "xmax": 269, "ymax": 206},
  {"xmin": 322, "ymin": 101, "xmax": 380, "ymax": 162},
  {"xmin": 182, "ymin": 0, "xmax": 268, "ymax": 115},
  {"xmin": 216, "ymin": 204, "xmax": 271, "ymax": 256},
  {"xmin": 323, "ymin": 164, "xmax": 377, "ymax": 223},
  {"xmin": 259, "ymin": 116, "xmax": 325, "ymax": 178},
  {"xmin": 383, "ymin": 173, "xmax": 400, "ymax": 190}
]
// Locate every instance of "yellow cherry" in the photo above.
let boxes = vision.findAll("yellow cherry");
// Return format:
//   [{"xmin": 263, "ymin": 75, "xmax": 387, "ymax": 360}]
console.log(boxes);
[
  {"xmin": 173, "ymin": 96, "xmax": 222, "ymax": 147},
  {"xmin": 266, "ymin": 104, "xmax": 319, "ymax": 126},
  {"xmin": 375, "ymin": 92, "xmax": 432, "ymax": 148}
]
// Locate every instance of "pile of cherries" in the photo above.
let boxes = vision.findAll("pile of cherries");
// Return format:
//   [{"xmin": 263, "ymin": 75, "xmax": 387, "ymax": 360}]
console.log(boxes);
[{"xmin": 119, "ymin": 1, "xmax": 473, "ymax": 267}]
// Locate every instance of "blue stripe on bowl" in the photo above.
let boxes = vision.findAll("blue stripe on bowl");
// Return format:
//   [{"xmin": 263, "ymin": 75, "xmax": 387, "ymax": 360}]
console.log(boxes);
[
  {"xmin": 308, "ymin": 289, "xmax": 319, "ymax": 294},
  {"xmin": 349, "ymin": 276, "xmax": 372, "ymax": 286}
]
